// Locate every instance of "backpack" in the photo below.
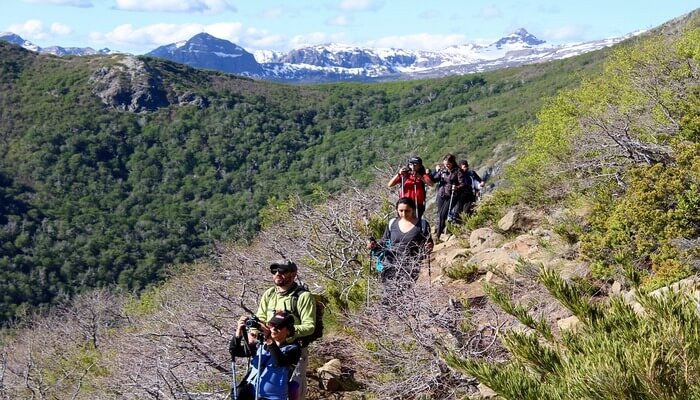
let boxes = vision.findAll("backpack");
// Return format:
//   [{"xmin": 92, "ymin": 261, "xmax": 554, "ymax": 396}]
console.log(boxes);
[{"xmin": 289, "ymin": 284, "xmax": 325, "ymax": 347}]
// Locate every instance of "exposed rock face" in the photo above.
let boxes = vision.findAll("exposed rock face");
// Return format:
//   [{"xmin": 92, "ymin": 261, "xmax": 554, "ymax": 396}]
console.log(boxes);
[
  {"xmin": 89, "ymin": 55, "xmax": 208, "ymax": 112},
  {"xmin": 469, "ymin": 228, "xmax": 505, "ymax": 253},
  {"xmin": 622, "ymin": 276, "xmax": 700, "ymax": 316},
  {"xmin": 497, "ymin": 208, "xmax": 541, "ymax": 232}
]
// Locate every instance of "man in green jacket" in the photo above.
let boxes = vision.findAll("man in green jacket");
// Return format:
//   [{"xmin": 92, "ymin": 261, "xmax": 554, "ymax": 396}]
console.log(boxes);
[{"xmin": 256, "ymin": 260, "xmax": 316, "ymax": 400}]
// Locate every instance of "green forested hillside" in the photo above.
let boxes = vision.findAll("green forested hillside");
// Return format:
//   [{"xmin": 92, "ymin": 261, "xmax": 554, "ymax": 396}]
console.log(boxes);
[{"xmin": 0, "ymin": 40, "xmax": 609, "ymax": 322}]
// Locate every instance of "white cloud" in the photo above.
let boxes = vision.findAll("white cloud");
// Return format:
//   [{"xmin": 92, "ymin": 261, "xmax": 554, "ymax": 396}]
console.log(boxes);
[
  {"xmin": 339, "ymin": 0, "xmax": 384, "ymax": 12},
  {"xmin": 50, "ymin": 22, "xmax": 72, "ymax": 35},
  {"xmin": 327, "ymin": 15, "xmax": 353, "ymax": 26},
  {"xmin": 88, "ymin": 22, "xmax": 292, "ymax": 53},
  {"xmin": 544, "ymin": 25, "xmax": 587, "ymax": 41},
  {"xmin": 24, "ymin": 0, "xmax": 92, "ymax": 7},
  {"xmin": 288, "ymin": 32, "xmax": 347, "ymax": 48},
  {"xmin": 364, "ymin": 33, "xmax": 467, "ymax": 50},
  {"xmin": 479, "ymin": 5, "xmax": 501, "ymax": 19},
  {"xmin": 7, "ymin": 19, "xmax": 50, "ymax": 40},
  {"xmin": 6, "ymin": 19, "xmax": 73, "ymax": 41},
  {"xmin": 113, "ymin": 0, "xmax": 235, "ymax": 13},
  {"xmin": 261, "ymin": 7, "xmax": 284, "ymax": 19}
]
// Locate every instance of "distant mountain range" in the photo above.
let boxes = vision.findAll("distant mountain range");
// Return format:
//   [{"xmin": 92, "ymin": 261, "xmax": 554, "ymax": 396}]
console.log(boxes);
[
  {"xmin": 1, "ymin": 29, "xmax": 638, "ymax": 83},
  {"xmin": 0, "ymin": 32, "xmax": 113, "ymax": 56}
]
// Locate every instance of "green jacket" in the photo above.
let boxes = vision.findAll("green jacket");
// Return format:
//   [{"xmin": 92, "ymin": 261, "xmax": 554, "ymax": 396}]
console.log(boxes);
[{"xmin": 256, "ymin": 283, "xmax": 316, "ymax": 341}]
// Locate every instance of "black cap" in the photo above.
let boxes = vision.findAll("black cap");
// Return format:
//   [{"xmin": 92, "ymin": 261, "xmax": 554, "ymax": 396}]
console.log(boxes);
[
  {"xmin": 268, "ymin": 312, "xmax": 295, "ymax": 329},
  {"xmin": 269, "ymin": 260, "xmax": 297, "ymax": 273},
  {"xmin": 408, "ymin": 156, "xmax": 422, "ymax": 165}
]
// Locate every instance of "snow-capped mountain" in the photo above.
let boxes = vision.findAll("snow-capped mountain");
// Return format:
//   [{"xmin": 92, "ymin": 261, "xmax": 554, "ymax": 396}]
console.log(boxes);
[
  {"xmin": 491, "ymin": 28, "xmax": 546, "ymax": 49},
  {"xmin": 250, "ymin": 28, "xmax": 634, "ymax": 81},
  {"xmin": 0, "ymin": 32, "xmax": 41, "ymax": 52},
  {"xmin": 0, "ymin": 29, "xmax": 638, "ymax": 83},
  {"xmin": 0, "ymin": 32, "xmax": 112, "ymax": 56},
  {"xmin": 147, "ymin": 32, "xmax": 263, "ymax": 75}
]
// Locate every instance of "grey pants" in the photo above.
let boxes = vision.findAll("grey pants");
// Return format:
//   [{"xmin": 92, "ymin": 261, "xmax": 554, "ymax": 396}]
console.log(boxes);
[{"xmin": 290, "ymin": 347, "xmax": 308, "ymax": 400}]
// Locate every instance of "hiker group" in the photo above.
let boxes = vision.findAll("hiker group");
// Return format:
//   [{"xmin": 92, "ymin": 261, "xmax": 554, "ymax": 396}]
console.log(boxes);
[
  {"xmin": 228, "ymin": 154, "xmax": 483, "ymax": 399},
  {"xmin": 369, "ymin": 153, "xmax": 483, "ymax": 285}
]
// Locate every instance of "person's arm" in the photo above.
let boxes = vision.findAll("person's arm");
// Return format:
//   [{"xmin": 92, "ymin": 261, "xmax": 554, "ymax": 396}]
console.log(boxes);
[
  {"xmin": 422, "ymin": 169, "xmax": 435, "ymax": 187},
  {"xmin": 255, "ymin": 288, "xmax": 272, "ymax": 322},
  {"xmin": 389, "ymin": 166, "xmax": 410, "ymax": 188},
  {"xmin": 387, "ymin": 174, "xmax": 401, "ymax": 188},
  {"xmin": 453, "ymin": 170, "xmax": 465, "ymax": 192},
  {"xmin": 230, "ymin": 334, "xmax": 258, "ymax": 357},
  {"xmin": 268, "ymin": 342, "xmax": 301, "ymax": 368},
  {"xmin": 432, "ymin": 165, "xmax": 442, "ymax": 182}
]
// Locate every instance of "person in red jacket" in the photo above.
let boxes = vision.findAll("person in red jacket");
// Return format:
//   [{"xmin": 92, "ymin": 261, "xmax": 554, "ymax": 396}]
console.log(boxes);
[{"xmin": 387, "ymin": 156, "xmax": 434, "ymax": 220}]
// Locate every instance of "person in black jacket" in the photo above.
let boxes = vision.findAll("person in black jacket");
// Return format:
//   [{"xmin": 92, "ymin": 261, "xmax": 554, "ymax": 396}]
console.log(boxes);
[
  {"xmin": 230, "ymin": 312, "xmax": 301, "ymax": 400},
  {"xmin": 431, "ymin": 154, "xmax": 464, "ymax": 240},
  {"xmin": 456, "ymin": 159, "xmax": 483, "ymax": 219}
]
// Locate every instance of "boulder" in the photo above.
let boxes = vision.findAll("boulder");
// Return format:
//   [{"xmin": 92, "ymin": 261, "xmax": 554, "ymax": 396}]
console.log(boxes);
[
  {"xmin": 502, "ymin": 234, "xmax": 539, "ymax": 257},
  {"xmin": 469, "ymin": 228, "xmax": 505, "ymax": 253},
  {"xmin": 557, "ymin": 315, "xmax": 581, "ymax": 332},
  {"xmin": 476, "ymin": 383, "xmax": 498, "ymax": 398},
  {"xmin": 468, "ymin": 248, "xmax": 519, "ymax": 276},
  {"xmin": 316, "ymin": 358, "xmax": 358, "ymax": 392},
  {"xmin": 497, "ymin": 208, "xmax": 538, "ymax": 232},
  {"xmin": 433, "ymin": 246, "xmax": 470, "ymax": 267}
]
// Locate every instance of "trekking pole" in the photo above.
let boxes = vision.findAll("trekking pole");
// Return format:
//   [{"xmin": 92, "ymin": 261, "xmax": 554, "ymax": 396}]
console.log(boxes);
[
  {"xmin": 255, "ymin": 337, "xmax": 263, "ymax": 400},
  {"xmin": 368, "ymin": 259, "xmax": 373, "ymax": 307},
  {"xmin": 447, "ymin": 185, "xmax": 455, "ymax": 223},
  {"xmin": 231, "ymin": 358, "xmax": 238, "ymax": 400},
  {"xmin": 413, "ymin": 180, "xmax": 419, "ymax": 219},
  {"xmin": 428, "ymin": 252, "xmax": 432, "ymax": 288},
  {"xmin": 400, "ymin": 174, "xmax": 405, "ymax": 198}
]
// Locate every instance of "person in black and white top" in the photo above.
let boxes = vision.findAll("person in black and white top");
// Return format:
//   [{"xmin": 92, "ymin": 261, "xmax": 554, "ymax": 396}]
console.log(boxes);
[{"xmin": 367, "ymin": 197, "xmax": 434, "ymax": 283}]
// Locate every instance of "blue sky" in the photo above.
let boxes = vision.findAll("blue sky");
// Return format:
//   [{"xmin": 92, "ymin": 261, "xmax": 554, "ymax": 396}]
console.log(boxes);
[{"xmin": 2, "ymin": 0, "xmax": 698, "ymax": 54}]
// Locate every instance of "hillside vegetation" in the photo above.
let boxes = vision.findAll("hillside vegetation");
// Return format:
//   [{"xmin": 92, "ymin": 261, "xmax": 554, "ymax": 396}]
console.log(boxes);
[
  {"xmin": 0, "ymin": 11, "xmax": 698, "ymax": 400},
  {"xmin": 0, "ymin": 40, "xmax": 609, "ymax": 322},
  {"xmin": 445, "ymin": 15, "xmax": 700, "ymax": 400}
]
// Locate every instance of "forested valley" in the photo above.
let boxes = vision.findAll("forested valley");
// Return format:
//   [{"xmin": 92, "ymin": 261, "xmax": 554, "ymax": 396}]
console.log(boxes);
[{"xmin": 0, "ymin": 37, "xmax": 608, "ymax": 322}]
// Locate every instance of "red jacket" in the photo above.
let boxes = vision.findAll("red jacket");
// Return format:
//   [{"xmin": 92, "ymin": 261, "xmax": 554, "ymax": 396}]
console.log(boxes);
[{"xmin": 400, "ymin": 174, "xmax": 428, "ymax": 206}]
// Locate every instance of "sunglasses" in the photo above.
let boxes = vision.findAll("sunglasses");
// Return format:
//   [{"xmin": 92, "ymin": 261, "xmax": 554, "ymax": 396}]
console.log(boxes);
[{"xmin": 271, "ymin": 268, "xmax": 291, "ymax": 275}]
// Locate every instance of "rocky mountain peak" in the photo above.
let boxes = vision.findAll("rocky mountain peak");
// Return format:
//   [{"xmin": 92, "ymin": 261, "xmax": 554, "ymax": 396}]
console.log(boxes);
[
  {"xmin": 147, "ymin": 31, "xmax": 263, "ymax": 75},
  {"xmin": 492, "ymin": 28, "xmax": 546, "ymax": 49}
]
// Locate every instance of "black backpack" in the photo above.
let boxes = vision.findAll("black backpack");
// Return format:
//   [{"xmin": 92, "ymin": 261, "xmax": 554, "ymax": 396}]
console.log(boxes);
[{"xmin": 289, "ymin": 284, "xmax": 325, "ymax": 347}]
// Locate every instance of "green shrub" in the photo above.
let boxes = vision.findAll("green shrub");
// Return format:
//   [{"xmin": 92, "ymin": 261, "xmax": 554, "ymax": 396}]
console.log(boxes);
[
  {"xmin": 443, "ymin": 268, "xmax": 700, "ymax": 400},
  {"xmin": 581, "ymin": 155, "xmax": 699, "ymax": 287},
  {"xmin": 443, "ymin": 261, "xmax": 479, "ymax": 281},
  {"xmin": 465, "ymin": 189, "xmax": 518, "ymax": 230}
]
